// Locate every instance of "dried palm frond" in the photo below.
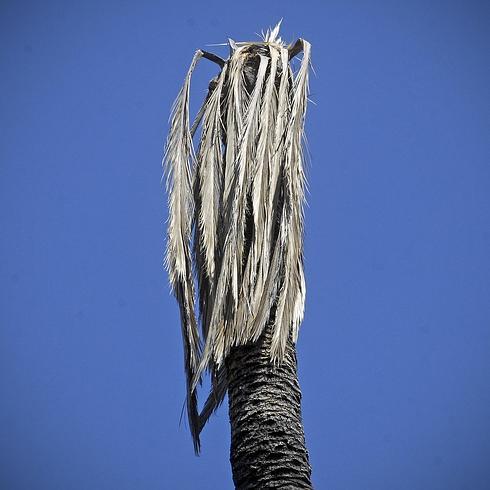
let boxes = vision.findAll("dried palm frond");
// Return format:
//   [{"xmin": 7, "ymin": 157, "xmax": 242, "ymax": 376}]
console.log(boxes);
[{"xmin": 163, "ymin": 22, "xmax": 311, "ymax": 453}]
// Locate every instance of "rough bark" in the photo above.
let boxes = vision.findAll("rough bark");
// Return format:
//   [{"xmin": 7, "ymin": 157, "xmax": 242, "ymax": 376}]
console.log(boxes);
[{"xmin": 226, "ymin": 323, "xmax": 312, "ymax": 489}]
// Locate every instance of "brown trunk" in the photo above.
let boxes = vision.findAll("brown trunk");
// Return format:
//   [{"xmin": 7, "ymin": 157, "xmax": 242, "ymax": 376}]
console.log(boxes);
[{"xmin": 226, "ymin": 323, "xmax": 312, "ymax": 489}]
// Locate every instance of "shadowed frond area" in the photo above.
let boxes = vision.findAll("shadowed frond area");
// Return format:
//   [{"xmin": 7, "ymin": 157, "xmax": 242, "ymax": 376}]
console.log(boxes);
[{"xmin": 163, "ymin": 23, "xmax": 311, "ymax": 453}]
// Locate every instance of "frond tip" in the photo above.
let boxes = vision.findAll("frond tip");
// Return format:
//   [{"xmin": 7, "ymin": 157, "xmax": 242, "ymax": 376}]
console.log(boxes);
[{"xmin": 163, "ymin": 24, "xmax": 312, "ymax": 453}]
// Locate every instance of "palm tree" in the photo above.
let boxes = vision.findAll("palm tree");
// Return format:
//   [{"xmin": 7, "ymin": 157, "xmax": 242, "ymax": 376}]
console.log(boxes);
[{"xmin": 164, "ymin": 22, "xmax": 313, "ymax": 488}]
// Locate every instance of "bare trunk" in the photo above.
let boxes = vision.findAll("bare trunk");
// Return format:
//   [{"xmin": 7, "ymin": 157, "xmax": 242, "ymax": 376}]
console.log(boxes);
[{"xmin": 226, "ymin": 322, "xmax": 312, "ymax": 489}]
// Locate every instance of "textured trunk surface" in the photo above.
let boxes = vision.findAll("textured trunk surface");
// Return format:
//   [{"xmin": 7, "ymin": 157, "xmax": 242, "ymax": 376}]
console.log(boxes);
[{"xmin": 226, "ymin": 324, "xmax": 312, "ymax": 489}]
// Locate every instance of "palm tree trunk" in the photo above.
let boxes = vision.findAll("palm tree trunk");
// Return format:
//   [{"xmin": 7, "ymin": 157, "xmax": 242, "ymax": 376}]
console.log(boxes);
[{"xmin": 226, "ymin": 321, "xmax": 312, "ymax": 489}]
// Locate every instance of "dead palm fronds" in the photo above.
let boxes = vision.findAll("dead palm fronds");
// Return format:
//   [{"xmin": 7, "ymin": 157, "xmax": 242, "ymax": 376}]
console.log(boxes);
[{"xmin": 163, "ymin": 22, "xmax": 311, "ymax": 453}]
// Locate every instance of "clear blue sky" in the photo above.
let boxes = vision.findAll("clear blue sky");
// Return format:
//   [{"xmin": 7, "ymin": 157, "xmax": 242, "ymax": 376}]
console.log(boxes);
[{"xmin": 1, "ymin": 1, "xmax": 489, "ymax": 489}]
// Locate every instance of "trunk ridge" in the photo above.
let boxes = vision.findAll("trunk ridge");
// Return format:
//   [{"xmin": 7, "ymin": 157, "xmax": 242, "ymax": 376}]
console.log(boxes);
[{"xmin": 227, "ymin": 323, "xmax": 312, "ymax": 489}]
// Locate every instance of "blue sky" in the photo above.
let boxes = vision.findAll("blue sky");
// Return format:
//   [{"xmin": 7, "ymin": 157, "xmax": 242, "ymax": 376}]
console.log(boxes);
[{"xmin": 1, "ymin": 1, "xmax": 489, "ymax": 489}]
